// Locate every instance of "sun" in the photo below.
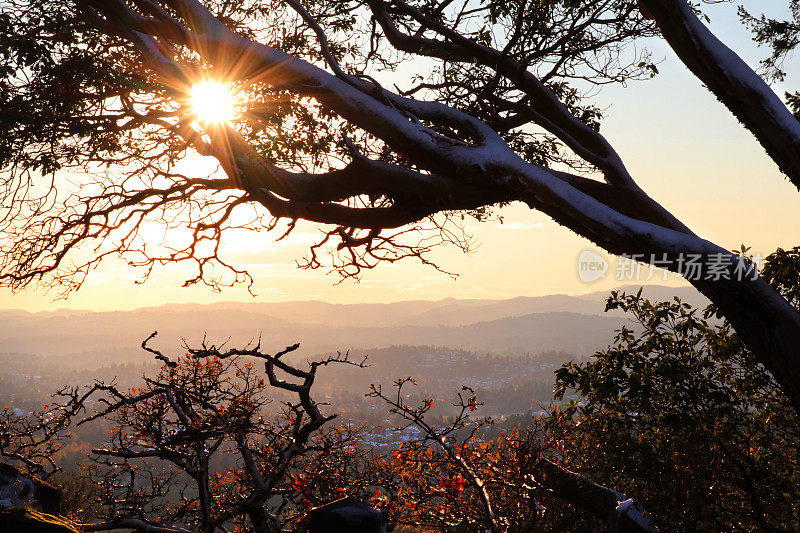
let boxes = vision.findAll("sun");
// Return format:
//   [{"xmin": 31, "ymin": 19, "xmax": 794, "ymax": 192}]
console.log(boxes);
[{"xmin": 189, "ymin": 81, "xmax": 238, "ymax": 124}]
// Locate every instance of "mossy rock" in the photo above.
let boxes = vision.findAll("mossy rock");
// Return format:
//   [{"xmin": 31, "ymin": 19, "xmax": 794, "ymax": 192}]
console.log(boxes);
[{"xmin": 0, "ymin": 507, "xmax": 78, "ymax": 533}]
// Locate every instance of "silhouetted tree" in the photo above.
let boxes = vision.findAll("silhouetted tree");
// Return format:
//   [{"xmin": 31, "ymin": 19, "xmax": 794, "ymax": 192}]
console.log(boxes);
[
  {"xmin": 2, "ymin": 1, "xmax": 800, "ymax": 409},
  {"xmin": 548, "ymin": 285, "xmax": 800, "ymax": 531},
  {"xmin": 1, "ymin": 335, "xmax": 374, "ymax": 532}
]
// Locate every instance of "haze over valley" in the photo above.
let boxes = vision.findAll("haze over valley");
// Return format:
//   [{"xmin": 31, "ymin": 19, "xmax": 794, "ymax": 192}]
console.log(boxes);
[{"xmin": 0, "ymin": 285, "xmax": 706, "ymax": 366}]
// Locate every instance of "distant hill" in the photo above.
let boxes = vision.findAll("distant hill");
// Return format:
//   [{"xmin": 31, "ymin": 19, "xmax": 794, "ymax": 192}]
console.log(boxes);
[
  {"xmin": 397, "ymin": 285, "xmax": 706, "ymax": 326},
  {"xmin": 0, "ymin": 285, "xmax": 706, "ymax": 368}
]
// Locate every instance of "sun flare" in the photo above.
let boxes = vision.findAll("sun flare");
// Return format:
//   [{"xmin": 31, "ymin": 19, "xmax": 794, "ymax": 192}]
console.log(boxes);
[{"xmin": 189, "ymin": 81, "xmax": 237, "ymax": 124}]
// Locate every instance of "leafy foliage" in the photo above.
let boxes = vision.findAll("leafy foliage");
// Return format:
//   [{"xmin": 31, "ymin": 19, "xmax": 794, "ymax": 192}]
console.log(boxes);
[
  {"xmin": 761, "ymin": 245, "xmax": 800, "ymax": 311},
  {"xmin": 740, "ymin": 3, "xmax": 800, "ymax": 121},
  {"xmin": 739, "ymin": 2, "xmax": 800, "ymax": 83},
  {"xmin": 550, "ymin": 284, "xmax": 800, "ymax": 531}
]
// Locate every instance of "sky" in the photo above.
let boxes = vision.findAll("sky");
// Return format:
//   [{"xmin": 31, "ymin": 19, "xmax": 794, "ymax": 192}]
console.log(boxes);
[{"xmin": 1, "ymin": 1, "xmax": 799, "ymax": 312}]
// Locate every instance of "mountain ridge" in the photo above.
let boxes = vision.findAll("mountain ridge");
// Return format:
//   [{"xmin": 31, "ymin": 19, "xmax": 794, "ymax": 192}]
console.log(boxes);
[{"xmin": 0, "ymin": 285, "xmax": 705, "ymax": 368}]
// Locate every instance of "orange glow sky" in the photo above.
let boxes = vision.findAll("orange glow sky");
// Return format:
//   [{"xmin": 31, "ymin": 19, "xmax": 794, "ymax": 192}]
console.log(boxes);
[{"xmin": 1, "ymin": 1, "xmax": 798, "ymax": 312}]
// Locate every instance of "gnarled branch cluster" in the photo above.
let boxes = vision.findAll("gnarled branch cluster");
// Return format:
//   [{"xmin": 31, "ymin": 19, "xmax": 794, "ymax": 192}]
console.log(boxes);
[{"xmin": 1, "ymin": 333, "xmax": 367, "ymax": 532}]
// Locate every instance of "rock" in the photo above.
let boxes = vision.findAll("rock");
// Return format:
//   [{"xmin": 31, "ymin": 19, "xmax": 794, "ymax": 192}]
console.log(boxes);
[
  {"xmin": 0, "ymin": 463, "xmax": 61, "ymax": 515},
  {"xmin": 0, "ymin": 507, "xmax": 78, "ymax": 533},
  {"xmin": 308, "ymin": 497, "xmax": 388, "ymax": 533}
]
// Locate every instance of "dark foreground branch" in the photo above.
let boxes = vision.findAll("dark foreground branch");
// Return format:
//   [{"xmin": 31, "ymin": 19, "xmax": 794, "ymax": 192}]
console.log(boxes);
[{"xmin": 532, "ymin": 458, "xmax": 656, "ymax": 533}]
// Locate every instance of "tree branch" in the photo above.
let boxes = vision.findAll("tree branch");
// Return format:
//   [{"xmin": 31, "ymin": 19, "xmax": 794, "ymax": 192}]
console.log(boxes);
[{"xmin": 642, "ymin": 0, "xmax": 800, "ymax": 190}]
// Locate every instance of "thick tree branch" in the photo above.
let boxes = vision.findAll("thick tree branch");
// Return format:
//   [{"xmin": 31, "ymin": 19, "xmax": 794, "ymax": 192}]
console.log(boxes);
[
  {"xmin": 73, "ymin": 0, "xmax": 800, "ymax": 412},
  {"xmin": 642, "ymin": 0, "xmax": 800, "ymax": 190},
  {"xmin": 367, "ymin": 0, "xmax": 639, "ymax": 188},
  {"xmin": 532, "ymin": 458, "xmax": 656, "ymax": 533}
]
